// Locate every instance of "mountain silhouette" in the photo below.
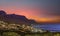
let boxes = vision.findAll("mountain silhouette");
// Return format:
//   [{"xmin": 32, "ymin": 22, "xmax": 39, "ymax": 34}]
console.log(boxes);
[{"xmin": 0, "ymin": 10, "xmax": 37, "ymax": 25}]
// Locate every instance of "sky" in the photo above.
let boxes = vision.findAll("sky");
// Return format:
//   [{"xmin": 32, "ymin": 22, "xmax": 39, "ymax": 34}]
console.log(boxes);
[{"xmin": 0, "ymin": 0, "xmax": 60, "ymax": 22}]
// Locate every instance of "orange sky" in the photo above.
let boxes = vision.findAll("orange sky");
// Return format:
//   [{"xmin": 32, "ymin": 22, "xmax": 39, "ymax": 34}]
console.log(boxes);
[
  {"xmin": 3, "ymin": 9, "xmax": 60, "ymax": 23},
  {"xmin": 0, "ymin": 6, "xmax": 60, "ymax": 23}
]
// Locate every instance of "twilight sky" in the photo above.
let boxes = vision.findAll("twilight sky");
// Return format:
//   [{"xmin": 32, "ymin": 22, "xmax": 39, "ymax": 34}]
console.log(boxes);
[{"xmin": 0, "ymin": 0, "xmax": 60, "ymax": 22}]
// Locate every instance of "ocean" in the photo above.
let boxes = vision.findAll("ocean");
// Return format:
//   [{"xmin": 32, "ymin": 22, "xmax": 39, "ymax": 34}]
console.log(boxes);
[{"xmin": 32, "ymin": 23, "xmax": 60, "ymax": 32}]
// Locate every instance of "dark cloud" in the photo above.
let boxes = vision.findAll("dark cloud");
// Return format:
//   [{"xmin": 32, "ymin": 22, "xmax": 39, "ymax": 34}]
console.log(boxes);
[
  {"xmin": 47, "ymin": 12, "xmax": 60, "ymax": 16},
  {"xmin": 43, "ymin": 0, "xmax": 60, "ymax": 17},
  {"xmin": 45, "ymin": 9, "xmax": 60, "ymax": 16}
]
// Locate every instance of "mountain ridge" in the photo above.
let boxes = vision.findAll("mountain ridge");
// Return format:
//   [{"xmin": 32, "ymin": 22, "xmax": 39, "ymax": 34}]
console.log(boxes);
[{"xmin": 0, "ymin": 10, "xmax": 37, "ymax": 25}]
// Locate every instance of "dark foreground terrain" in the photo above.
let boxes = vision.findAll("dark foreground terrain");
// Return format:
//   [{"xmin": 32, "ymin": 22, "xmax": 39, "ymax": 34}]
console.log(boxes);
[{"xmin": 0, "ymin": 31, "xmax": 60, "ymax": 36}]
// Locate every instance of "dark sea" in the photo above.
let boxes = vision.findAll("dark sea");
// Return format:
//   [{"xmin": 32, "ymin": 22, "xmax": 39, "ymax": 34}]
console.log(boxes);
[{"xmin": 33, "ymin": 23, "xmax": 60, "ymax": 32}]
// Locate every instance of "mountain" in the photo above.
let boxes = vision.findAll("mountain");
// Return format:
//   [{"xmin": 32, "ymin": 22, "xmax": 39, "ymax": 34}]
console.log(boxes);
[
  {"xmin": 0, "ymin": 10, "xmax": 37, "ymax": 25},
  {"xmin": 28, "ymin": 19, "xmax": 37, "ymax": 24}
]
